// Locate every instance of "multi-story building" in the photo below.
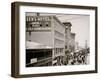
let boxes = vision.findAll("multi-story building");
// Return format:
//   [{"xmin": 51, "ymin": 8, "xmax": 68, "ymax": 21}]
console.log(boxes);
[
  {"xmin": 63, "ymin": 22, "xmax": 75, "ymax": 54},
  {"xmin": 26, "ymin": 15, "xmax": 65, "ymax": 67}
]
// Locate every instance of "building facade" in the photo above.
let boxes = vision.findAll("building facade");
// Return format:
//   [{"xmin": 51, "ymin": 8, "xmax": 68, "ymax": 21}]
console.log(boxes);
[
  {"xmin": 26, "ymin": 15, "xmax": 65, "ymax": 66},
  {"xmin": 63, "ymin": 22, "xmax": 75, "ymax": 54}
]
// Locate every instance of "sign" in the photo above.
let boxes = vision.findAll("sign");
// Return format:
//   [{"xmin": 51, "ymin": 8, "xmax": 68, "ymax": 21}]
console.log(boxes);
[
  {"xmin": 26, "ymin": 16, "xmax": 51, "ymax": 31},
  {"xmin": 26, "ymin": 16, "xmax": 51, "ymax": 22},
  {"xmin": 30, "ymin": 58, "xmax": 37, "ymax": 63}
]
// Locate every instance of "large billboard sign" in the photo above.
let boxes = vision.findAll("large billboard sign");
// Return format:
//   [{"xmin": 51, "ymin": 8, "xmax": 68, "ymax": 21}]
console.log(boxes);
[{"xmin": 26, "ymin": 16, "xmax": 51, "ymax": 31}]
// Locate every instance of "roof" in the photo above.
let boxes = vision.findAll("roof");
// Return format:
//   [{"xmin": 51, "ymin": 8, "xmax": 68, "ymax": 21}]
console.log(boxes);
[
  {"xmin": 63, "ymin": 22, "xmax": 72, "ymax": 27},
  {"xmin": 53, "ymin": 16, "xmax": 66, "ymax": 28}
]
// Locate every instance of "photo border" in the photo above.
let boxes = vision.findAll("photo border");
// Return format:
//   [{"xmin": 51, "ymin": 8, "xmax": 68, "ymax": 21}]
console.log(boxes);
[{"xmin": 11, "ymin": 2, "xmax": 98, "ymax": 78}]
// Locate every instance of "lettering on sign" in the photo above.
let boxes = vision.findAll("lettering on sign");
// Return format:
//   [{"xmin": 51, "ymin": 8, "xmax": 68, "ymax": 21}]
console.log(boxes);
[{"xmin": 26, "ymin": 16, "xmax": 51, "ymax": 31}]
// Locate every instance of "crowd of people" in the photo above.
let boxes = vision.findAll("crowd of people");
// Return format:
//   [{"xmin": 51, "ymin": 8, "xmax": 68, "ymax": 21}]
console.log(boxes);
[
  {"xmin": 64, "ymin": 48, "xmax": 90, "ymax": 65},
  {"xmin": 53, "ymin": 48, "xmax": 90, "ymax": 66}
]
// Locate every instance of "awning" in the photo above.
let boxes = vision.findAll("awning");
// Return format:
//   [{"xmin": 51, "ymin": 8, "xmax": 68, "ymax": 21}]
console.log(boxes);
[{"xmin": 26, "ymin": 41, "xmax": 52, "ymax": 49}]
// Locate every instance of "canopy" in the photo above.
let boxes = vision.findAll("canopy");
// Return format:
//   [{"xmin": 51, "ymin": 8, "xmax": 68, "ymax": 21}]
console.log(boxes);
[{"xmin": 26, "ymin": 41, "xmax": 52, "ymax": 49}]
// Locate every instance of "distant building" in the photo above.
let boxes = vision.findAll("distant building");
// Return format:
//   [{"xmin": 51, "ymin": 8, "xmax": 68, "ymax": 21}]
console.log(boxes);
[
  {"xmin": 63, "ymin": 22, "xmax": 75, "ymax": 54},
  {"xmin": 26, "ymin": 15, "xmax": 65, "ymax": 66},
  {"xmin": 70, "ymin": 33, "xmax": 75, "ymax": 51}
]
